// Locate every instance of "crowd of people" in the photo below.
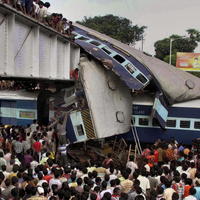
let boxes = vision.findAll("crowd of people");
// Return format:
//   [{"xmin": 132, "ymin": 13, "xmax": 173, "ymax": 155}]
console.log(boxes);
[
  {"xmin": 0, "ymin": 80, "xmax": 39, "ymax": 91},
  {"xmin": 0, "ymin": 0, "xmax": 74, "ymax": 36},
  {"xmin": 0, "ymin": 120, "xmax": 199, "ymax": 200},
  {"xmin": 1, "ymin": 1, "xmax": 200, "ymax": 200}
]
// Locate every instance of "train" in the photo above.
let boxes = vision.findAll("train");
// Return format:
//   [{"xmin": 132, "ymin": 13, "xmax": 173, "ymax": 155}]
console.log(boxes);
[
  {"xmin": 0, "ymin": 90, "xmax": 37, "ymax": 126},
  {"xmin": 120, "ymin": 94, "xmax": 200, "ymax": 144}
]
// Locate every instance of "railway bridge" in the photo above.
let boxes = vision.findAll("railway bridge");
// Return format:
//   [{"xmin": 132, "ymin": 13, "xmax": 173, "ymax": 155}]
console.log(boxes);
[{"xmin": 0, "ymin": 3, "xmax": 80, "ymax": 81}]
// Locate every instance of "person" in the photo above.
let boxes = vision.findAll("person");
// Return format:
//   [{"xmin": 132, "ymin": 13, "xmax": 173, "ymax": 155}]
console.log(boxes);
[
  {"xmin": 120, "ymin": 172, "xmax": 133, "ymax": 193},
  {"xmin": 25, "ymin": 0, "xmax": 33, "ymax": 15},
  {"xmin": 126, "ymin": 155, "xmax": 138, "ymax": 175},
  {"xmin": 30, "ymin": 120, "xmax": 38, "ymax": 133},
  {"xmin": 188, "ymin": 162, "xmax": 196, "ymax": 180},
  {"xmin": 100, "ymin": 181, "xmax": 112, "ymax": 198},
  {"xmin": 147, "ymin": 170, "xmax": 158, "ymax": 192},
  {"xmin": 156, "ymin": 186, "xmax": 164, "ymax": 200},
  {"xmin": 183, "ymin": 187, "xmax": 197, "ymax": 200},
  {"xmin": 56, "ymin": 119, "xmax": 67, "ymax": 145},
  {"xmin": 163, "ymin": 180, "xmax": 176, "ymax": 200},
  {"xmin": 1, "ymin": 178, "xmax": 14, "ymax": 199},
  {"xmin": 33, "ymin": 0, "xmax": 39, "ymax": 18},
  {"xmin": 66, "ymin": 21, "xmax": 74, "ymax": 35},
  {"xmin": 112, "ymin": 187, "xmax": 121, "ymax": 200},
  {"xmin": 142, "ymin": 146, "xmax": 151, "ymax": 158},
  {"xmin": 32, "ymin": 137, "xmax": 42, "ymax": 162},
  {"xmin": 157, "ymin": 144, "xmax": 164, "ymax": 166},
  {"xmin": 172, "ymin": 192, "xmax": 179, "ymax": 200},
  {"xmin": 103, "ymin": 153, "xmax": 113, "ymax": 169},
  {"xmin": 184, "ymin": 179, "xmax": 193, "ymax": 198},
  {"xmin": 12, "ymin": 137, "xmax": 23, "ymax": 162},
  {"xmin": 0, "ymin": 152, "xmax": 6, "ymax": 170},
  {"xmin": 49, "ymin": 169, "xmax": 62, "ymax": 190},
  {"xmin": 193, "ymin": 57, "xmax": 200, "ymax": 69},
  {"xmin": 70, "ymin": 68, "xmax": 79, "ymax": 80},
  {"xmin": 18, "ymin": 0, "xmax": 26, "ymax": 14},
  {"xmin": 38, "ymin": 1, "xmax": 46, "ymax": 21},
  {"xmin": 194, "ymin": 179, "xmax": 200, "ymax": 200},
  {"xmin": 137, "ymin": 169, "xmax": 150, "ymax": 195},
  {"xmin": 75, "ymin": 178, "xmax": 83, "ymax": 193},
  {"xmin": 24, "ymin": 149, "xmax": 33, "ymax": 167},
  {"xmin": 172, "ymin": 176, "xmax": 184, "ymax": 200}
]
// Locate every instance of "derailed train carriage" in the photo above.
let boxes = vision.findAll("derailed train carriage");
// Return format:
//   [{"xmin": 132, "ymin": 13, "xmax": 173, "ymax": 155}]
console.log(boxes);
[{"xmin": 64, "ymin": 23, "xmax": 200, "ymax": 144}]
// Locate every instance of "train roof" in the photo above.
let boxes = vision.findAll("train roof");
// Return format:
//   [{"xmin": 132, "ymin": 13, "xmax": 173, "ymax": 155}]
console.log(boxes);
[
  {"xmin": 132, "ymin": 94, "xmax": 200, "ymax": 108},
  {"xmin": 0, "ymin": 90, "xmax": 38, "ymax": 100},
  {"xmin": 74, "ymin": 23, "xmax": 200, "ymax": 104}
]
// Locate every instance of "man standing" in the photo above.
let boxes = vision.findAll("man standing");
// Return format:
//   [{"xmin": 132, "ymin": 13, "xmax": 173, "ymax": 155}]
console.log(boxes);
[
  {"xmin": 12, "ymin": 137, "xmax": 23, "ymax": 162},
  {"xmin": 0, "ymin": 152, "xmax": 6, "ymax": 170},
  {"xmin": 56, "ymin": 117, "xmax": 67, "ymax": 145},
  {"xmin": 57, "ymin": 143, "xmax": 69, "ymax": 166},
  {"xmin": 126, "ymin": 155, "xmax": 138, "ymax": 175},
  {"xmin": 137, "ymin": 169, "xmax": 150, "ymax": 196},
  {"xmin": 32, "ymin": 137, "xmax": 42, "ymax": 162}
]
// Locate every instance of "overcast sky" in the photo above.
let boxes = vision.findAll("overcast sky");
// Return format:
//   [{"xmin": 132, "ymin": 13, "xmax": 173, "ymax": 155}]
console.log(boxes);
[{"xmin": 47, "ymin": 0, "xmax": 200, "ymax": 55}]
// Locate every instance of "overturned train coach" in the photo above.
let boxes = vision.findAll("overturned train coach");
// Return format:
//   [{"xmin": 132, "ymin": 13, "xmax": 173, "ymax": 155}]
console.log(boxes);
[{"xmin": 65, "ymin": 23, "xmax": 200, "ymax": 144}]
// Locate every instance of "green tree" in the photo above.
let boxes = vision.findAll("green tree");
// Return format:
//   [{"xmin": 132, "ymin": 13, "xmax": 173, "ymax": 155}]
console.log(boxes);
[
  {"xmin": 154, "ymin": 30, "xmax": 200, "ymax": 66},
  {"xmin": 186, "ymin": 29, "xmax": 200, "ymax": 42},
  {"xmin": 77, "ymin": 15, "xmax": 146, "ymax": 44}
]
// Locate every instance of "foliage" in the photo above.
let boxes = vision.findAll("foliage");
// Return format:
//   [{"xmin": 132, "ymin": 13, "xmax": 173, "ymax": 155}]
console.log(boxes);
[
  {"xmin": 154, "ymin": 29, "xmax": 200, "ymax": 66},
  {"xmin": 186, "ymin": 29, "xmax": 200, "ymax": 42},
  {"xmin": 77, "ymin": 15, "xmax": 147, "ymax": 44},
  {"xmin": 190, "ymin": 72, "xmax": 200, "ymax": 78}
]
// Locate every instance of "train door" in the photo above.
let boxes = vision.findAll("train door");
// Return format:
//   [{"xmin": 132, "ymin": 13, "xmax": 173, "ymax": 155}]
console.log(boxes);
[{"xmin": 0, "ymin": 100, "xmax": 17, "ymax": 125}]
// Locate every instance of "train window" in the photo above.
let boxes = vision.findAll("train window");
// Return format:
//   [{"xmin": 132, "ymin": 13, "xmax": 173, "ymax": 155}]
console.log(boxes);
[
  {"xmin": 78, "ymin": 36, "xmax": 89, "ymax": 41},
  {"xmin": 136, "ymin": 74, "xmax": 148, "ymax": 84},
  {"xmin": 102, "ymin": 47, "xmax": 112, "ymax": 55},
  {"xmin": 194, "ymin": 121, "xmax": 200, "ymax": 129},
  {"xmin": 90, "ymin": 40, "xmax": 101, "ymax": 46},
  {"xmin": 139, "ymin": 118, "xmax": 149, "ymax": 126},
  {"xmin": 166, "ymin": 120, "xmax": 176, "ymax": 127},
  {"xmin": 76, "ymin": 125, "xmax": 84, "ymax": 136},
  {"xmin": 125, "ymin": 63, "xmax": 136, "ymax": 74},
  {"xmin": 152, "ymin": 118, "xmax": 159, "ymax": 126},
  {"xmin": 180, "ymin": 120, "xmax": 191, "ymax": 128},
  {"xmin": 113, "ymin": 54, "xmax": 126, "ymax": 64}
]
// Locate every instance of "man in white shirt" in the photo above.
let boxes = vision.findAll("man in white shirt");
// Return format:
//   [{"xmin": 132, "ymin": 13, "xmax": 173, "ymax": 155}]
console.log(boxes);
[
  {"xmin": 137, "ymin": 169, "xmax": 150, "ymax": 195},
  {"xmin": 33, "ymin": 0, "xmax": 40, "ymax": 18},
  {"xmin": 38, "ymin": 1, "xmax": 47, "ymax": 21},
  {"xmin": 100, "ymin": 181, "xmax": 112, "ymax": 198},
  {"xmin": 126, "ymin": 155, "xmax": 138, "ymax": 175}
]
